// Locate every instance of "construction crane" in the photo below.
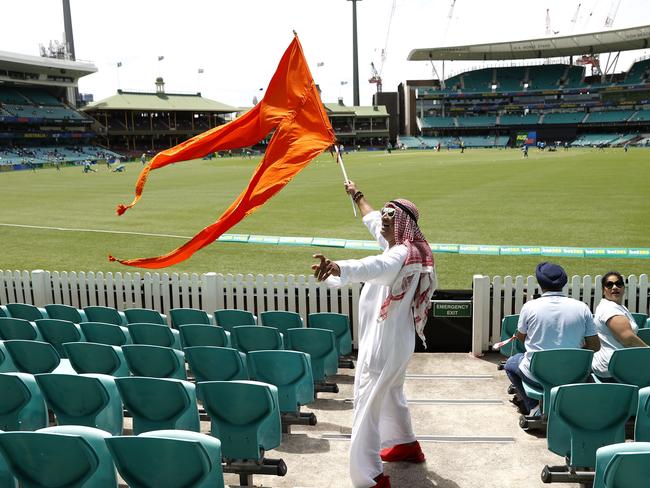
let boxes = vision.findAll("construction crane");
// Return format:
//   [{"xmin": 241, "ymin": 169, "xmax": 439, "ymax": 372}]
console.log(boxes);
[
  {"xmin": 570, "ymin": 3, "xmax": 581, "ymax": 32},
  {"xmin": 545, "ymin": 9, "xmax": 559, "ymax": 36},
  {"xmin": 368, "ymin": 0, "xmax": 396, "ymax": 94},
  {"xmin": 604, "ymin": 0, "xmax": 621, "ymax": 27}
]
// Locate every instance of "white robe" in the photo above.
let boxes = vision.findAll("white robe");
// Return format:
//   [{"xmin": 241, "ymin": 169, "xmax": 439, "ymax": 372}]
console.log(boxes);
[{"xmin": 327, "ymin": 211, "xmax": 422, "ymax": 488}]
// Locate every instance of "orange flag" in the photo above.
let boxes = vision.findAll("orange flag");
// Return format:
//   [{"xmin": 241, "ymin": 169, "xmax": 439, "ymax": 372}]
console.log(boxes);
[{"xmin": 109, "ymin": 35, "xmax": 335, "ymax": 268}]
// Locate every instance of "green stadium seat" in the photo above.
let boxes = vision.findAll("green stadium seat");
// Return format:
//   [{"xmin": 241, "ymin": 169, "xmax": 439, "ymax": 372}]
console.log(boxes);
[
  {"xmin": 231, "ymin": 325, "xmax": 284, "ymax": 353},
  {"xmin": 106, "ymin": 430, "xmax": 224, "ymax": 488},
  {"xmin": 286, "ymin": 328, "xmax": 339, "ymax": 394},
  {"xmin": 124, "ymin": 307, "xmax": 167, "ymax": 325},
  {"xmin": 35, "ymin": 373, "xmax": 123, "ymax": 435},
  {"xmin": 0, "ymin": 318, "xmax": 42, "ymax": 341},
  {"xmin": 0, "ymin": 307, "xmax": 6, "ymax": 318},
  {"xmin": 44, "ymin": 304, "xmax": 87, "ymax": 323},
  {"xmin": 607, "ymin": 348, "xmax": 650, "ymax": 388},
  {"xmin": 0, "ymin": 343, "xmax": 16, "ymax": 373},
  {"xmin": 80, "ymin": 321, "xmax": 132, "ymax": 346},
  {"xmin": 169, "ymin": 308, "xmax": 213, "ymax": 328},
  {"xmin": 498, "ymin": 314, "xmax": 524, "ymax": 358},
  {"xmin": 630, "ymin": 313, "xmax": 648, "ymax": 329},
  {"xmin": 34, "ymin": 319, "xmax": 84, "ymax": 357},
  {"xmin": 594, "ymin": 442, "xmax": 650, "ymax": 488},
  {"xmin": 179, "ymin": 324, "xmax": 231, "ymax": 348},
  {"xmin": 308, "ymin": 312, "xmax": 352, "ymax": 356},
  {"xmin": 634, "ymin": 386, "xmax": 650, "ymax": 441},
  {"xmin": 83, "ymin": 306, "xmax": 127, "ymax": 326},
  {"xmin": 4, "ymin": 340, "xmax": 75, "ymax": 375},
  {"xmin": 4, "ymin": 303, "xmax": 47, "ymax": 321},
  {"xmin": 197, "ymin": 380, "xmax": 282, "ymax": 462},
  {"xmin": 0, "ymin": 373, "xmax": 48, "ymax": 431},
  {"xmin": 0, "ymin": 425, "xmax": 117, "ymax": 487},
  {"xmin": 541, "ymin": 383, "xmax": 638, "ymax": 483},
  {"xmin": 184, "ymin": 346, "xmax": 248, "ymax": 383},
  {"xmin": 122, "ymin": 344, "xmax": 187, "ymax": 379},
  {"xmin": 213, "ymin": 309, "xmax": 256, "ymax": 331},
  {"xmin": 115, "ymin": 377, "xmax": 199, "ymax": 435},
  {"xmin": 63, "ymin": 342, "xmax": 131, "ymax": 377},
  {"xmin": 520, "ymin": 348, "xmax": 593, "ymax": 430},
  {"xmin": 247, "ymin": 350, "xmax": 316, "ymax": 432},
  {"xmin": 128, "ymin": 323, "xmax": 181, "ymax": 350},
  {"xmin": 0, "ymin": 431, "xmax": 17, "ymax": 487}
]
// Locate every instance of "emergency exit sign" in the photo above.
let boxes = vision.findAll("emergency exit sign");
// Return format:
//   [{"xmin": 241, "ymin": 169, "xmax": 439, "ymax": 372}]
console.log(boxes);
[{"xmin": 433, "ymin": 301, "xmax": 472, "ymax": 318}]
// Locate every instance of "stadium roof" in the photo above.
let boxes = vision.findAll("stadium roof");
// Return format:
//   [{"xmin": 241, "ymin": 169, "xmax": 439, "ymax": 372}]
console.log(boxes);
[
  {"xmin": 0, "ymin": 50, "xmax": 96, "ymax": 78},
  {"xmin": 408, "ymin": 25, "xmax": 650, "ymax": 61},
  {"xmin": 84, "ymin": 90, "xmax": 238, "ymax": 113},
  {"xmin": 324, "ymin": 103, "xmax": 388, "ymax": 116}
]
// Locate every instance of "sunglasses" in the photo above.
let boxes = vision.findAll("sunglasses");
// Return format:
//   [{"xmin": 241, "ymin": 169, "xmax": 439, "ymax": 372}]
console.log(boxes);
[
  {"xmin": 380, "ymin": 207, "xmax": 396, "ymax": 218},
  {"xmin": 604, "ymin": 280, "xmax": 625, "ymax": 289}
]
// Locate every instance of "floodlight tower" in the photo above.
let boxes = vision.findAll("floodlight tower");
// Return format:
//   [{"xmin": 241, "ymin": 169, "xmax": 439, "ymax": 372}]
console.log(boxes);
[
  {"xmin": 62, "ymin": 0, "xmax": 76, "ymax": 61},
  {"xmin": 348, "ymin": 0, "xmax": 361, "ymax": 106}
]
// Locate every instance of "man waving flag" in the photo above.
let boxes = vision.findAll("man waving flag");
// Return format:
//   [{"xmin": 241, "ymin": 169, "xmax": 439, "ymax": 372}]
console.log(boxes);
[{"xmin": 109, "ymin": 34, "xmax": 336, "ymax": 268}]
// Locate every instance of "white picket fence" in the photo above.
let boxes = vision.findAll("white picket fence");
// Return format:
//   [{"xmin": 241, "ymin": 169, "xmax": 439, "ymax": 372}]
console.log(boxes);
[
  {"xmin": 471, "ymin": 273, "xmax": 650, "ymax": 356},
  {"xmin": 0, "ymin": 270, "xmax": 362, "ymax": 346}
]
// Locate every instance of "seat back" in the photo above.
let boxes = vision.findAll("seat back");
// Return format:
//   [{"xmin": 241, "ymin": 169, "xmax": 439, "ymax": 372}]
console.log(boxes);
[
  {"xmin": 122, "ymin": 344, "xmax": 187, "ymax": 379},
  {"xmin": 80, "ymin": 322, "xmax": 131, "ymax": 346},
  {"xmin": 631, "ymin": 313, "xmax": 649, "ymax": 329},
  {"xmin": 197, "ymin": 380, "xmax": 281, "ymax": 460},
  {"xmin": 308, "ymin": 313, "xmax": 352, "ymax": 356},
  {"xmin": 124, "ymin": 308, "xmax": 167, "ymax": 325},
  {"xmin": 170, "ymin": 308, "xmax": 212, "ymax": 328},
  {"xmin": 35, "ymin": 373, "xmax": 123, "ymax": 436},
  {"xmin": 185, "ymin": 346, "xmax": 248, "ymax": 382},
  {"xmin": 287, "ymin": 328, "xmax": 338, "ymax": 381},
  {"xmin": 63, "ymin": 342, "xmax": 131, "ymax": 377},
  {"xmin": 128, "ymin": 323, "xmax": 181, "ymax": 350},
  {"xmin": 179, "ymin": 325, "xmax": 231, "ymax": 348},
  {"xmin": 0, "ymin": 425, "xmax": 117, "ymax": 487},
  {"xmin": 83, "ymin": 306, "xmax": 126, "ymax": 326},
  {"xmin": 44, "ymin": 304, "xmax": 87, "ymax": 323},
  {"xmin": 594, "ymin": 442, "xmax": 650, "ymax": 488},
  {"xmin": 34, "ymin": 319, "xmax": 83, "ymax": 357},
  {"xmin": 4, "ymin": 304, "xmax": 46, "ymax": 322},
  {"xmin": 247, "ymin": 350, "xmax": 314, "ymax": 413},
  {"xmin": 609, "ymin": 348, "xmax": 650, "ymax": 387},
  {"xmin": 528, "ymin": 348, "xmax": 593, "ymax": 413},
  {"xmin": 634, "ymin": 386, "xmax": 650, "ymax": 441},
  {"xmin": 0, "ymin": 318, "xmax": 41, "ymax": 341},
  {"xmin": 0, "ymin": 343, "xmax": 16, "ymax": 373},
  {"xmin": 260, "ymin": 311, "xmax": 303, "ymax": 335},
  {"xmin": 106, "ymin": 430, "xmax": 224, "ymax": 488},
  {"xmin": 499, "ymin": 314, "xmax": 524, "ymax": 357},
  {"xmin": 213, "ymin": 309, "xmax": 256, "ymax": 331},
  {"xmin": 0, "ymin": 373, "xmax": 48, "ymax": 431},
  {"xmin": 4, "ymin": 340, "xmax": 61, "ymax": 374},
  {"xmin": 0, "ymin": 430, "xmax": 16, "ymax": 487},
  {"xmin": 637, "ymin": 328, "xmax": 650, "ymax": 344},
  {"xmin": 231, "ymin": 326, "xmax": 284, "ymax": 353},
  {"xmin": 547, "ymin": 383, "xmax": 638, "ymax": 468},
  {"xmin": 115, "ymin": 377, "xmax": 199, "ymax": 435}
]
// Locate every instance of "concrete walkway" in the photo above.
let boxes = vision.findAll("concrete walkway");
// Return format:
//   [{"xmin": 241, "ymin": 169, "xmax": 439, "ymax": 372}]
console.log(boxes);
[{"xmin": 218, "ymin": 352, "xmax": 574, "ymax": 488}]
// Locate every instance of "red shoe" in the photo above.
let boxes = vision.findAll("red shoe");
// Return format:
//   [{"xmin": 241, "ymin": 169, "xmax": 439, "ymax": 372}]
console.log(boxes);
[
  {"xmin": 380, "ymin": 440, "xmax": 425, "ymax": 463},
  {"xmin": 372, "ymin": 473, "xmax": 391, "ymax": 488}
]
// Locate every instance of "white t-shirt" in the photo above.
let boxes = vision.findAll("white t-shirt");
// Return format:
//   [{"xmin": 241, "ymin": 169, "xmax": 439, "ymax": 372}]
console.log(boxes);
[
  {"xmin": 591, "ymin": 298, "xmax": 638, "ymax": 377},
  {"xmin": 517, "ymin": 292, "xmax": 598, "ymax": 381}
]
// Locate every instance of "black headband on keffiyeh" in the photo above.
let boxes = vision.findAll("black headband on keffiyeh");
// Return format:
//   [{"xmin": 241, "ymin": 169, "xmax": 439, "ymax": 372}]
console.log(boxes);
[{"xmin": 379, "ymin": 199, "xmax": 437, "ymax": 347}]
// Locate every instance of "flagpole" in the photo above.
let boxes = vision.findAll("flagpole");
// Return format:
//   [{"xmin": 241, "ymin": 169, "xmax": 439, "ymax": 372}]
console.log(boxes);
[{"xmin": 334, "ymin": 145, "xmax": 357, "ymax": 217}]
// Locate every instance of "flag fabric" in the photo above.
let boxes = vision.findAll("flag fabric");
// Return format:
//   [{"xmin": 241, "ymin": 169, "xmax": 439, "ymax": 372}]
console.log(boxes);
[
  {"xmin": 158, "ymin": 56, "xmax": 164, "ymax": 61},
  {"xmin": 109, "ymin": 35, "xmax": 336, "ymax": 268}
]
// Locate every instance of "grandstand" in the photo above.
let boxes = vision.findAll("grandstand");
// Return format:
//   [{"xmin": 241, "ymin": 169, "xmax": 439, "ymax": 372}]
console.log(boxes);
[
  {"xmin": 401, "ymin": 25, "xmax": 650, "ymax": 148},
  {"xmin": 0, "ymin": 50, "xmax": 122, "ymax": 169},
  {"xmin": 323, "ymin": 100, "xmax": 390, "ymax": 148}
]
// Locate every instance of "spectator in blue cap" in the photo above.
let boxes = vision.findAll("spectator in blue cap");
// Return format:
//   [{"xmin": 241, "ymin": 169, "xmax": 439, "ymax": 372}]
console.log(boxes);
[{"xmin": 504, "ymin": 262, "xmax": 600, "ymax": 416}]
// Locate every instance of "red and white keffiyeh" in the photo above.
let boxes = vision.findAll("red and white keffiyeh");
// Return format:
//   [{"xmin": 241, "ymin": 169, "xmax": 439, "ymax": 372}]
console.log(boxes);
[{"xmin": 378, "ymin": 199, "xmax": 436, "ymax": 347}]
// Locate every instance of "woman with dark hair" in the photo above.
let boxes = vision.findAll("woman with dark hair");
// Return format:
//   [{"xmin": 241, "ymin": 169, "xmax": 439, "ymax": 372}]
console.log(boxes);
[{"xmin": 592, "ymin": 271, "xmax": 648, "ymax": 380}]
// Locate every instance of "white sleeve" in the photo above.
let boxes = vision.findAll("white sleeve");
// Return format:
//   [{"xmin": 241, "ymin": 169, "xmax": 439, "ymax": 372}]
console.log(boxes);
[
  {"xmin": 363, "ymin": 211, "xmax": 389, "ymax": 250},
  {"xmin": 335, "ymin": 245, "xmax": 407, "ymax": 286}
]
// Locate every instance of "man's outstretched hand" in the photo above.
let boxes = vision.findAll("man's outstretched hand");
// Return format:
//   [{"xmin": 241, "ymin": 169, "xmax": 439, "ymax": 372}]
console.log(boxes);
[{"xmin": 311, "ymin": 254, "xmax": 340, "ymax": 281}]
